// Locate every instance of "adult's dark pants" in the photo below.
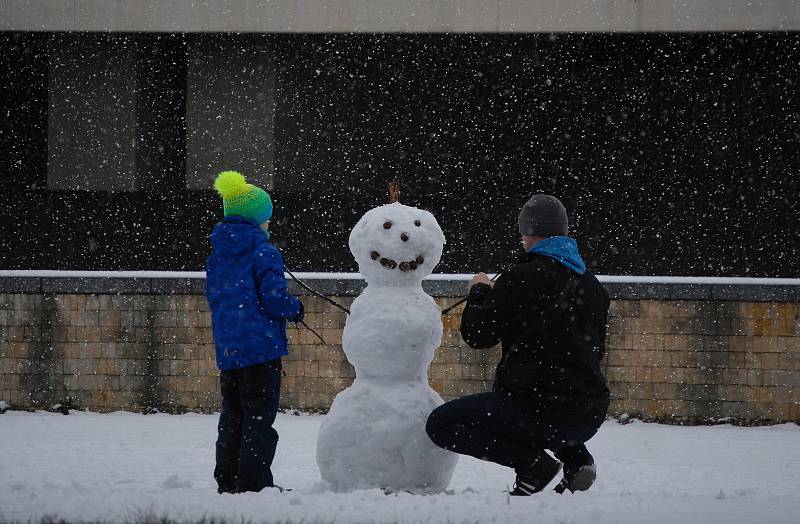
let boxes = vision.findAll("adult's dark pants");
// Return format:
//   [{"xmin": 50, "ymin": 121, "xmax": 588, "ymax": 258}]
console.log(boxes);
[
  {"xmin": 215, "ymin": 359, "xmax": 282, "ymax": 493},
  {"xmin": 426, "ymin": 392, "xmax": 599, "ymax": 471}
]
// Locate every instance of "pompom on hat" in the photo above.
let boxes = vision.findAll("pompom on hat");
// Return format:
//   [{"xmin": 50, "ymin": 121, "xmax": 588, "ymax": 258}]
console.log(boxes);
[{"xmin": 213, "ymin": 171, "xmax": 273, "ymax": 225}]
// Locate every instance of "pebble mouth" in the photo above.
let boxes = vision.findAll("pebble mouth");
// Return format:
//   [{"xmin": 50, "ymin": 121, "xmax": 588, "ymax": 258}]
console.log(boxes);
[{"xmin": 370, "ymin": 251, "xmax": 425, "ymax": 272}]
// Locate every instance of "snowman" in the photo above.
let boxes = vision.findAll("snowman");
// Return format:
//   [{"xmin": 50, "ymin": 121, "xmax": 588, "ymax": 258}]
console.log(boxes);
[{"xmin": 315, "ymin": 202, "xmax": 458, "ymax": 493}]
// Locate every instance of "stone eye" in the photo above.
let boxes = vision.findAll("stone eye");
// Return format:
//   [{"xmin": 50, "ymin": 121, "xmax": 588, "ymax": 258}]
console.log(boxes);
[
  {"xmin": 383, "ymin": 221, "xmax": 392, "ymax": 229},
  {"xmin": 414, "ymin": 220, "xmax": 421, "ymax": 226}
]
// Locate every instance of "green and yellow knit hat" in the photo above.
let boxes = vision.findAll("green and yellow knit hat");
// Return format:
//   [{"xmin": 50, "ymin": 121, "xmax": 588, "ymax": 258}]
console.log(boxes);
[{"xmin": 213, "ymin": 171, "xmax": 273, "ymax": 225}]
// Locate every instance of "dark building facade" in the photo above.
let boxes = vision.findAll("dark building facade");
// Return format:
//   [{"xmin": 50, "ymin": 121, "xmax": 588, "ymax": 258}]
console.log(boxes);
[{"xmin": 1, "ymin": 31, "xmax": 798, "ymax": 276}]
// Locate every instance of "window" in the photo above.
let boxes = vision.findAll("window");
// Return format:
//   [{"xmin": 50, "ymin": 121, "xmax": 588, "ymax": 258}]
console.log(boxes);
[
  {"xmin": 47, "ymin": 34, "xmax": 136, "ymax": 191},
  {"xmin": 186, "ymin": 43, "xmax": 274, "ymax": 191}
]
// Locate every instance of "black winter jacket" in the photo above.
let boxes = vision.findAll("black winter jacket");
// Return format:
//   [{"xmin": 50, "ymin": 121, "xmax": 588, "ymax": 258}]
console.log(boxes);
[{"xmin": 460, "ymin": 252, "xmax": 610, "ymax": 426}]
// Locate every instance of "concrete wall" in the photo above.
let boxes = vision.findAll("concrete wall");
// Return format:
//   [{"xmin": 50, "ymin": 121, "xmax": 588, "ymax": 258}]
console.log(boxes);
[
  {"xmin": 1, "ymin": 275, "xmax": 799, "ymax": 423},
  {"xmin": 2, "ymin": 0, "xmax": 799, "ymax": 33}
]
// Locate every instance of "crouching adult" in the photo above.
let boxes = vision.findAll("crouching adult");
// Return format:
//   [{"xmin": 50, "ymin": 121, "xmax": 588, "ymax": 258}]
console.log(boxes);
[{"xmin": 426, "ymin": 194, "xmax": 610, "ymax": 495}]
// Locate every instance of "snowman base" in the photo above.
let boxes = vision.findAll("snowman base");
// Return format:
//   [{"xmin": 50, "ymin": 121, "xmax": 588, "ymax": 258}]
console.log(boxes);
[{"xmin": 316, "ymin": 378, "xmax": 458, "ymax": 494}]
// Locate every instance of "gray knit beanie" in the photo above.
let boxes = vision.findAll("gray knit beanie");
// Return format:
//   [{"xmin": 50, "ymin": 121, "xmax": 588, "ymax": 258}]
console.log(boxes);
[{"xmin": 518, "ymin": 194, "xmax": 569, "ymax": 237}]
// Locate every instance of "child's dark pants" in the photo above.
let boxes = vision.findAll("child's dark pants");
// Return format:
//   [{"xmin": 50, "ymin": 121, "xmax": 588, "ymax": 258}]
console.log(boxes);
[
  {"xmin": 426, "ymin": 392, "xmax": 598, "ymax": 470},
  {"xmin": 215, "ymin": 359, "xmax": 282, "ymax": 493}
]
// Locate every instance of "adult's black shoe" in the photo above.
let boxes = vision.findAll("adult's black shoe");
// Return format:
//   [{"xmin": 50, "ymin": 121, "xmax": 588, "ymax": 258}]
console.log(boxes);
[
  {"xmin": 554, "ymin": 461, "xmax": 596, "ymax": 494},
  {"xmin": 509, "ymin": 451, "xmax": 562, "ymax": 496}
]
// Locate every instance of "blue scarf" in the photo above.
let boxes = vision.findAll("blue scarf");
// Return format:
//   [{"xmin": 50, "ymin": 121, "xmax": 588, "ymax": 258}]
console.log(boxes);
[{"xmin": 528, "ymin": 236, "xmax": 586, "ymax": 275}]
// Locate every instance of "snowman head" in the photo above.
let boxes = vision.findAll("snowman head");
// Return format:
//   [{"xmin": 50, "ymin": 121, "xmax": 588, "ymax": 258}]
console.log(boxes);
[{"xmin": 349, "ymin": 203, "xmax": 445, "ymax": 285}]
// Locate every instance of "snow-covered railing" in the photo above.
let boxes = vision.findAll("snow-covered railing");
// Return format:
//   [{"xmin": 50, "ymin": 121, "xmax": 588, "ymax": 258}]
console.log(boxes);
[
  {"xmin": 0, "ymin": 270, "xmax": 208, "ymax": 279},
  {"xmin": 2, "ymin": 270, "xmax": 800, "ymax": 286},
  {"xmin": 1, "ymin": 271, "xmax": 799, "ymax": 301}
]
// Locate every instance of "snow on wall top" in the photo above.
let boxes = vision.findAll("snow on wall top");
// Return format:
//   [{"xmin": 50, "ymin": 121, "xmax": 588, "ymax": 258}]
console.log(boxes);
[{"xmin": 1, "ymin": 270, "xmax": 800, "ymax": 287}]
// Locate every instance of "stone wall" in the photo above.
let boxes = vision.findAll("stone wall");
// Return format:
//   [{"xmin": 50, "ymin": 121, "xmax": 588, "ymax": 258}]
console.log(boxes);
[
  {"xmin": 0, "ymin": 293, "xmax": 219, "ymax": 413},
  {"xmin": 604, "ymin": 300, "xmax": 800, "ymax": 422},
  {"xmin": 1, "ymin": 276, "xmax": 799, "ymax": 422}
]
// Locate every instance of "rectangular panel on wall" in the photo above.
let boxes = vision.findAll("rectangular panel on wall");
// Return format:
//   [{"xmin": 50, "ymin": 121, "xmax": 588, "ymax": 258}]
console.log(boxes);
[
  {"xmin": 185, "ymin": 42, "xmax": 274, "ymax": 191},
  {"xmin": 47, "ymin": 34, "xmax": 137, "ymax": 191},
  {"xmin": 0, "ymin": 32, "xmax": 48, "ymax": 190}
]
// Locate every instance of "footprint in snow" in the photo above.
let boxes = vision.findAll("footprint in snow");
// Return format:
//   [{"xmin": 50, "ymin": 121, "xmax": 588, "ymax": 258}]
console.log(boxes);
[{"xmin": 162, "ymin": 474, "xmax": 193, "ymax": 489}]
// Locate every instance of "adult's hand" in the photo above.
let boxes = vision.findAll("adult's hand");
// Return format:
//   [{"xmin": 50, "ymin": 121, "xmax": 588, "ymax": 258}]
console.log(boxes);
[{"xmin": 468, "ymin": 272, "xmax": 493, "ymax": 292}]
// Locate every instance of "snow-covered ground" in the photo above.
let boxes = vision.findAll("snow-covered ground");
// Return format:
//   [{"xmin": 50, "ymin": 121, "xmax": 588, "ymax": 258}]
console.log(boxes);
[{"xmin": 0, "ymin": 411, "xmax": 798, "ymax": 524}]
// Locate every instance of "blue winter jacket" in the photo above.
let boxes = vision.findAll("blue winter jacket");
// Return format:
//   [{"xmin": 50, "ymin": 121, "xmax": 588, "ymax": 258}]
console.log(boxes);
[{"xmin": 206, "ymin": 216, "xmax": 303, "ymax": 371}]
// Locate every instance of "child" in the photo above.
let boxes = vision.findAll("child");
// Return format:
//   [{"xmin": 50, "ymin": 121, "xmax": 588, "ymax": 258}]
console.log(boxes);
[{"xmin": 206, "ymin": 170, "xmax": 303, "ymax": 494}]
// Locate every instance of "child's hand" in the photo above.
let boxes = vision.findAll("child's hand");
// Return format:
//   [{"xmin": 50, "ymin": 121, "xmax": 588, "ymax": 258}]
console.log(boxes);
[{"xmin": 292, "ymin": 302, "xmax": 305, "ymax": 323}]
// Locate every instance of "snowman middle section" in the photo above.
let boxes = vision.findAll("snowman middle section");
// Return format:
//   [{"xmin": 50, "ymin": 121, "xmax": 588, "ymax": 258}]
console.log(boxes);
[{"xmin": 315, "ymin": 284, "xmax": 458, "ymax": 493}]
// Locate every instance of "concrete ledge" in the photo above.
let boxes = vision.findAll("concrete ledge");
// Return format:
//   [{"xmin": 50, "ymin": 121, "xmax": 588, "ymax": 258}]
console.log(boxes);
[
  {"xmin": 603, "ymin": 282, "xmax": 712, "ymax": 301},
  {"xmin": 150, "ymin": 278, "xmax": 197, "ymax": 295},
  {"xmin": 288, "ymin": 278, "xmax": 366, "ymax": 298},
  {"xmin": 709, "ymin": 285, "xmax": 800, "ymax": 302},
  {"xmin": 0, "ymin": 277, "xmax": 41, "ymax": 294},
  {"xmin": 2, "ymin": 275, "xmax": 799, "ymax": 302},
  {"xmin": 40, "ymin": 277, "xmax": 152, "ymax": 295},
  {"xmin": 422, "ymin": 279, "xmax": 470, "ymax": 298}
]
